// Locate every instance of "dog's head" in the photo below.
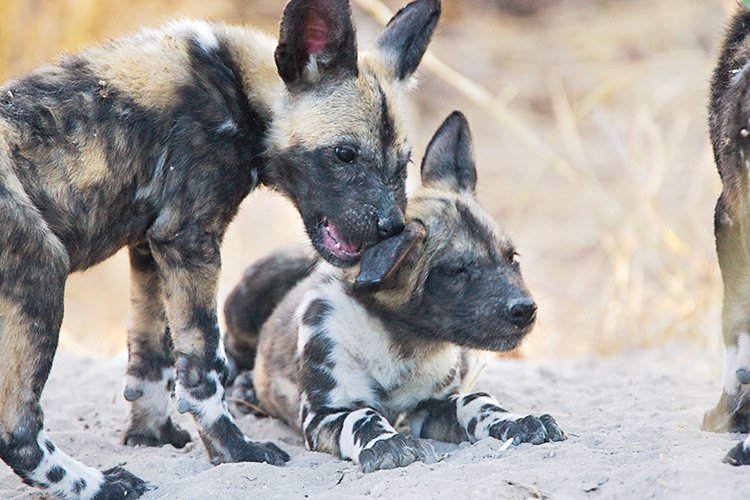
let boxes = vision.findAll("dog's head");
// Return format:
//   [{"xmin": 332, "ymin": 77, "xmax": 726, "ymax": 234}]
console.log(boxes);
[
  {"xmin": 353, "ymin": 112, "xmax": 536, "ymax": 352},
  {"xmin": 262, "ymin": 0, "xmax": 440, "ymax": 267}
]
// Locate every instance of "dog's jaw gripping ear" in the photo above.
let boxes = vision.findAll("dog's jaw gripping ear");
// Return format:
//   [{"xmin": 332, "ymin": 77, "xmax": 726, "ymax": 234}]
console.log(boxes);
[
  {"xmin": 276, "ymin": 0, "xmax": 358, "ymax": 91},
  {"xmin": 421, "ymin": 111, "xmax": 477, "ymax": 193},
  {"xmin": 376, "ymin": 0, "xmax": 441, "ymax": 81},
  {"xmin": 355, "ymin": 221, "xmax": 426, "ymax": 291}
]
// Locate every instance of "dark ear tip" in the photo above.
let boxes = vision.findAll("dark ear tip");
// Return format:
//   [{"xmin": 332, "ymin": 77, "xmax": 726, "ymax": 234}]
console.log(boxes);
[
  {"xmin": 445, "ymin": 110, "xmax": 468, "ymax": 127},
  {"xmin": 438, "ymin": 111, "xmax": 471, "ymax": 141}
]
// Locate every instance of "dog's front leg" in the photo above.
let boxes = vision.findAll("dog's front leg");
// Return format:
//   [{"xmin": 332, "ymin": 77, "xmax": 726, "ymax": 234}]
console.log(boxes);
[
  {"xmin": 702, "ymin": 193, "xmax": 750, "ymax": 436},
  {"xmin": 121, "ymin": 242, "xmax": 191, "ymax": 449},
  {"xmin": 147, "ymin": 226, "xmax": 288, "ymax": 466},
  {"xmin": 416, "ymin": 393, "xmax": 565, "ymax": 446},
  {"xmin": 302, "ymin": 405, "xmax": 432, "ymax": 473}
]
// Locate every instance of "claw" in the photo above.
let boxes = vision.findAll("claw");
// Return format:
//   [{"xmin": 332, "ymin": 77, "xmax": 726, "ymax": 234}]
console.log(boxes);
[
  {"xmin": 176, "ymin": 398, "xmax": 192, "ymax": 414},
  {"xmin": 737, "ymin": 368, "xmax": 750, "ymax": 385},
  {"xmin": 123, "ymin": 386, "xmax": 144, "ymax": 402}
]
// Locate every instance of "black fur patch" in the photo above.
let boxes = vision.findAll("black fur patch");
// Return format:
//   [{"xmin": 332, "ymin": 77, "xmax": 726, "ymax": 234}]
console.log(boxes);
[
  {"xmin": 91, "ymin": 467, "xmax": 148, "ymax": 500},
  {"xmin": 302, "ymin": 299, "xmax": 332, "ymax": 328},
  {"xmin": 461, "ymin": 392, "xmax": 491, "ymax": 405},
  {"xmin": 301, "ymin": 334, "xmax": 337, "ymax": 408},
  {"xmin": 46, "ymin": 465, "xmax": 66, "ymax": 483},
  {"xmin": 417, "ymin": 398, "xmax": 468, "ymax": 444},
  {"xmin": 199, "ymin": 415, "xmax": 289, "ymax": 465},
  {"xmin": 351, "ymin": 410, "xmax": 389, "ymax": 447},
  {"xmin": 72, "ymin": 479, "xmax": 87, "ymax": 495}
]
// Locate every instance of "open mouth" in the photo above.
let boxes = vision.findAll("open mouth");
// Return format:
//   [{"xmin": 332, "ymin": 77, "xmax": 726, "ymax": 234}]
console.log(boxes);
[{"xmin": 319, "ymin": 218, "xmax": 362, "ymax": 262}]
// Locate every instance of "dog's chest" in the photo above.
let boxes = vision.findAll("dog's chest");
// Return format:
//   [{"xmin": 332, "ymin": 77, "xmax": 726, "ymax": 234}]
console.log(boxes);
[{"xmin": 312, "ymin": 282, "xmax": 461, "ymax": 417}]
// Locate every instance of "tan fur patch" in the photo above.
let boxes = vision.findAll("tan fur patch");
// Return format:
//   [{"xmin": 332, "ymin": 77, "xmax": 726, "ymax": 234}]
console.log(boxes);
[
  {"xmin": 0, "ymin": 301, "xmax": 39, "ymax": 430},
  {"xmin": 84, "ymin": 22, "xmax": 195, "ymax": 112},
  {"xmin": 70, "ymin": 142, "xmax": 110, "ymax": 188},
  {"xmin": 219, "ymin": 24, "xmax": 280, "ymax": 115},
  {"xmin": 268, "ymin": 60, "xmax": 409, "ymax": 157}
]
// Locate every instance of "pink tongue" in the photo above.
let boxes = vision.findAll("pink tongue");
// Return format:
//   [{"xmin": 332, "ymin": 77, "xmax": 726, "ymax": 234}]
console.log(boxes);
[{"xmin": 328, "ymin": 223, "xmax": 359, "ymax": 254}]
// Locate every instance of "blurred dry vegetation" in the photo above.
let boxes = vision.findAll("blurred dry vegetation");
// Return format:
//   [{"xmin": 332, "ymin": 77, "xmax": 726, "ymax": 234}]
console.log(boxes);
[{"xmin": 0, "ymin": 0, "xmax": 733, "ymax": 366}]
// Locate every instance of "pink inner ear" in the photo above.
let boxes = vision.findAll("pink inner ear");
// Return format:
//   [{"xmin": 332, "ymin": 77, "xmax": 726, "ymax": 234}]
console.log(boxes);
[{"xmin": 304, "ymin": 11, "xmax": 329, "ymax": 56}]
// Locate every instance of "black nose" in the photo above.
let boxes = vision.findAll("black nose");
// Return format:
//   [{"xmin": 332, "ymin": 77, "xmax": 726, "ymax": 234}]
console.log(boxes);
[
  {"xmin": 377, "ymin": 216, "xmax": 405, "ymax": 239},
  {"xmin": 507, "ymin": 298, "xmax": 537, "ymax": 327}
]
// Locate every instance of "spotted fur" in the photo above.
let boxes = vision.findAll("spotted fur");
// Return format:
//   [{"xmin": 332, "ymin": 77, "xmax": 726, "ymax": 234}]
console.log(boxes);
[
  {"xmin": 225, "ymin": 112, "xmax": 565, "ymax": 472},
  {"xmin": 703, "ymin": 6, "xmax": 750, "ymax": 465},
  {"xmin": 0, "ymin": 1, "xmax": 441, "ymax": 497}
]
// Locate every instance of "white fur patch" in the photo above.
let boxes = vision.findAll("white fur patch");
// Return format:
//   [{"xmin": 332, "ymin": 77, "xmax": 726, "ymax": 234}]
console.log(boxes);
[
  {"xmin": 723, "ymin": 332, "xmax": 750, "ymax": 396},
  {"xmin": 193, "ymin": 21, "xmax": 219, "ymax": 52},
  {"xmin": 26, "ymin": 431, "xmax": 104, "ymax": 499},
  {"xmin": 456, "ymin": 393, "xmax": 522, "ymax": 441},
  {"xmin": 124, "ymin": 366, "xmax": 173, "ymax": 421},
  {"xmin": 298, "ymin": 276, "xmax": 460, "ymax": 418},
  {"xmin": 339, "ymin": 409, "xmax": 397, "ymax": 463},
  {"xmin": 176, "ymin": 370, "xmax": 227, "ymax": 427}
]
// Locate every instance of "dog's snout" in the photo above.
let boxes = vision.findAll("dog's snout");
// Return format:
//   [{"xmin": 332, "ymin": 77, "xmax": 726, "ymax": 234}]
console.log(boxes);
[
  {"xmin": 377, "ymin": 215, "xmax": 405, "ymax": 239},
  {"xmin": 506, "ymin": 298, "xmax": 537, "ymax": 327}
]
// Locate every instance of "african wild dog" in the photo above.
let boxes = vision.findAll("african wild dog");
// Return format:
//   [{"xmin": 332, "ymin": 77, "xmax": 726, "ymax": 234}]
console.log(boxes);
[
  {"xmin": 224, "ymin": 112, "xmax": 566, "ymax": 472},
  {"xmin": 703, "ymin": 5, "xmax": 750, "ymax": 466},
  {"xmin": 0, "ymin": 0, "xmax": 440, "ymax": 497}
]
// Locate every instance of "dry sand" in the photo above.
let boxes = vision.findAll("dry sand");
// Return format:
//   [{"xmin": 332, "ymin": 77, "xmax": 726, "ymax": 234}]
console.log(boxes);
[{"xmin": 1, "ymin": 343, "xmax": 747, "ymax": 499}]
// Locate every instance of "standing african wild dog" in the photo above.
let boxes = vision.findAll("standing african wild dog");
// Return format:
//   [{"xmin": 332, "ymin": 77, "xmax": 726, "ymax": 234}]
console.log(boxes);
[
  {"xmin": 0, "ymin": 0, "xmax": 441, "ymax": 497},
  {"xmin": 224, "ymin": 112, "xmax": 566, "ymax": 472},
  {"xmin": 704, "ymin": 5, "xmax": 750, "ymax": 466}
]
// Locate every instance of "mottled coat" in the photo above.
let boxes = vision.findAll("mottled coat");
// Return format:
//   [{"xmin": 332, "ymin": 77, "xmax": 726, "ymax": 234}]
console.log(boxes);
[
  {"xmin": 225, "ymin": 113, "xmax": 565, "ymax": 472},
  {"xmin": 0, "ymin": 0, "xmax": 441, "ymax": 498}
]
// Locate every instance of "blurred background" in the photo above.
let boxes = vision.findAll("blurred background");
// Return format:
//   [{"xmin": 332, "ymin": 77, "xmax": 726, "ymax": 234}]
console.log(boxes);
[{"xmin": 0, "ymin": 0, "xmax": 731, "ymax": 364}]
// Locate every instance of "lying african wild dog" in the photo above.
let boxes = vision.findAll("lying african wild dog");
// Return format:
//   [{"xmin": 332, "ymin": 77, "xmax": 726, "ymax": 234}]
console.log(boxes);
[
  {"xmin": 0, "ymin": 0, "xmax": 441, "ymax": 497},
  {"xmin": 704, "ymin": 5, "xmax": 750, "ymax": 466},
  {"xmin": 224, "ymin": 112, "xmax": 566, "ymax": 472}
]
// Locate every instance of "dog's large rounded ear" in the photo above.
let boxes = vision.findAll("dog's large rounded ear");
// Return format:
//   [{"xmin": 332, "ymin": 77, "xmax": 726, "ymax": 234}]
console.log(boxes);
[
  {"xmin": 421, "ymin": 111, "xmax": 477, "ymax": 193},
  {"xmin": 375, "ymin": 0, "xmax": 441, "ymax": 81},
  {"xmin": 355, "ymin": 221, "xmax": 426, "ymax": 291},
  {"xmin": 275, "ymin": 0, "xmax": 358, "ymax": 92}
]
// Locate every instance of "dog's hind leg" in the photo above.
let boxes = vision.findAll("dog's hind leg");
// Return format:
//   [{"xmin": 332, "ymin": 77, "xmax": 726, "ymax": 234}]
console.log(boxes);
[
  {"xmin": 147, "ymin": 218, "xmax": 289, "ymax": 466},
  {"xmin": 223, "ymin": 246, "xmax": 315, "ymax": 379},
  {"xmin": 121, "ymin": 242, "xmax": 191, "ymax": 449},
  {"xmin": 0, "ymin": 176, "xmax": 146, "ymax": 498}
]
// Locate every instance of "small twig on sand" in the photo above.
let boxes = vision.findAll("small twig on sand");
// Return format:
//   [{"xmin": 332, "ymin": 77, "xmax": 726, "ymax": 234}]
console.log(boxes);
[
  {"xmin": 226, "ymin": 396, "xmax": 269, "ymax": 417},
  {"xmin": 505, "ymin": 480, "xmax": 552, "ymax": 499}
]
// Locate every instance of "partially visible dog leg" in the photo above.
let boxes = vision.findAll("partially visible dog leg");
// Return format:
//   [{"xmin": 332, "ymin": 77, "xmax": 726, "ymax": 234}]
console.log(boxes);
[
  {"xmin": 447, "ymin": 392, "xmax": 565, "ymax": 445},
  {"xmin": 726, "ymin": 432, "xmax": 750, "ymax": 465},
  {"xmin": 148, "ymin": 225, "xmax": 288, "ymax": 466},
  {"xmin": 0, "ymin": 178, "xmax": 146, "ymax": 499},
  {"xmin": 703, "ymin": 193, "xmax": 750, "ymax": 434},
  {"xmin": 223, "ymin": 247, "xmax": 314, "ymax": 380},
  {"xmin": 122, "ymin": 243, "xmax": 191, "ymax": 449},
  {"xmin": 302, "ymin": 406, "xmax": 432, "ymax": 473}
]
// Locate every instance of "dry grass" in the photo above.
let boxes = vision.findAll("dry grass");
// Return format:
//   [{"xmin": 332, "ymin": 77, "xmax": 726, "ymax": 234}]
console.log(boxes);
[{"xmin": 0, "ymin": 0, "xmax": 729, "ymax": 367}]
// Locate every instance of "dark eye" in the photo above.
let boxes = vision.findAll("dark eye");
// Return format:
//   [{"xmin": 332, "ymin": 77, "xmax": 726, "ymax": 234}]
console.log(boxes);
[{"xmin": 334, "ymin": 146, "xmax": 357, "ymax": 164}]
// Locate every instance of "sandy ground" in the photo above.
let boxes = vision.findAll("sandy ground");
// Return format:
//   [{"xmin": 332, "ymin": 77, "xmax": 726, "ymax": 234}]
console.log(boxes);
[
  {"xmin": 1, "ymin": 343, "xmax": 747, "ymax": 499},
  {"xmin": 0, "ymin": 1, "xmax": 745, "ymax": 499}
]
